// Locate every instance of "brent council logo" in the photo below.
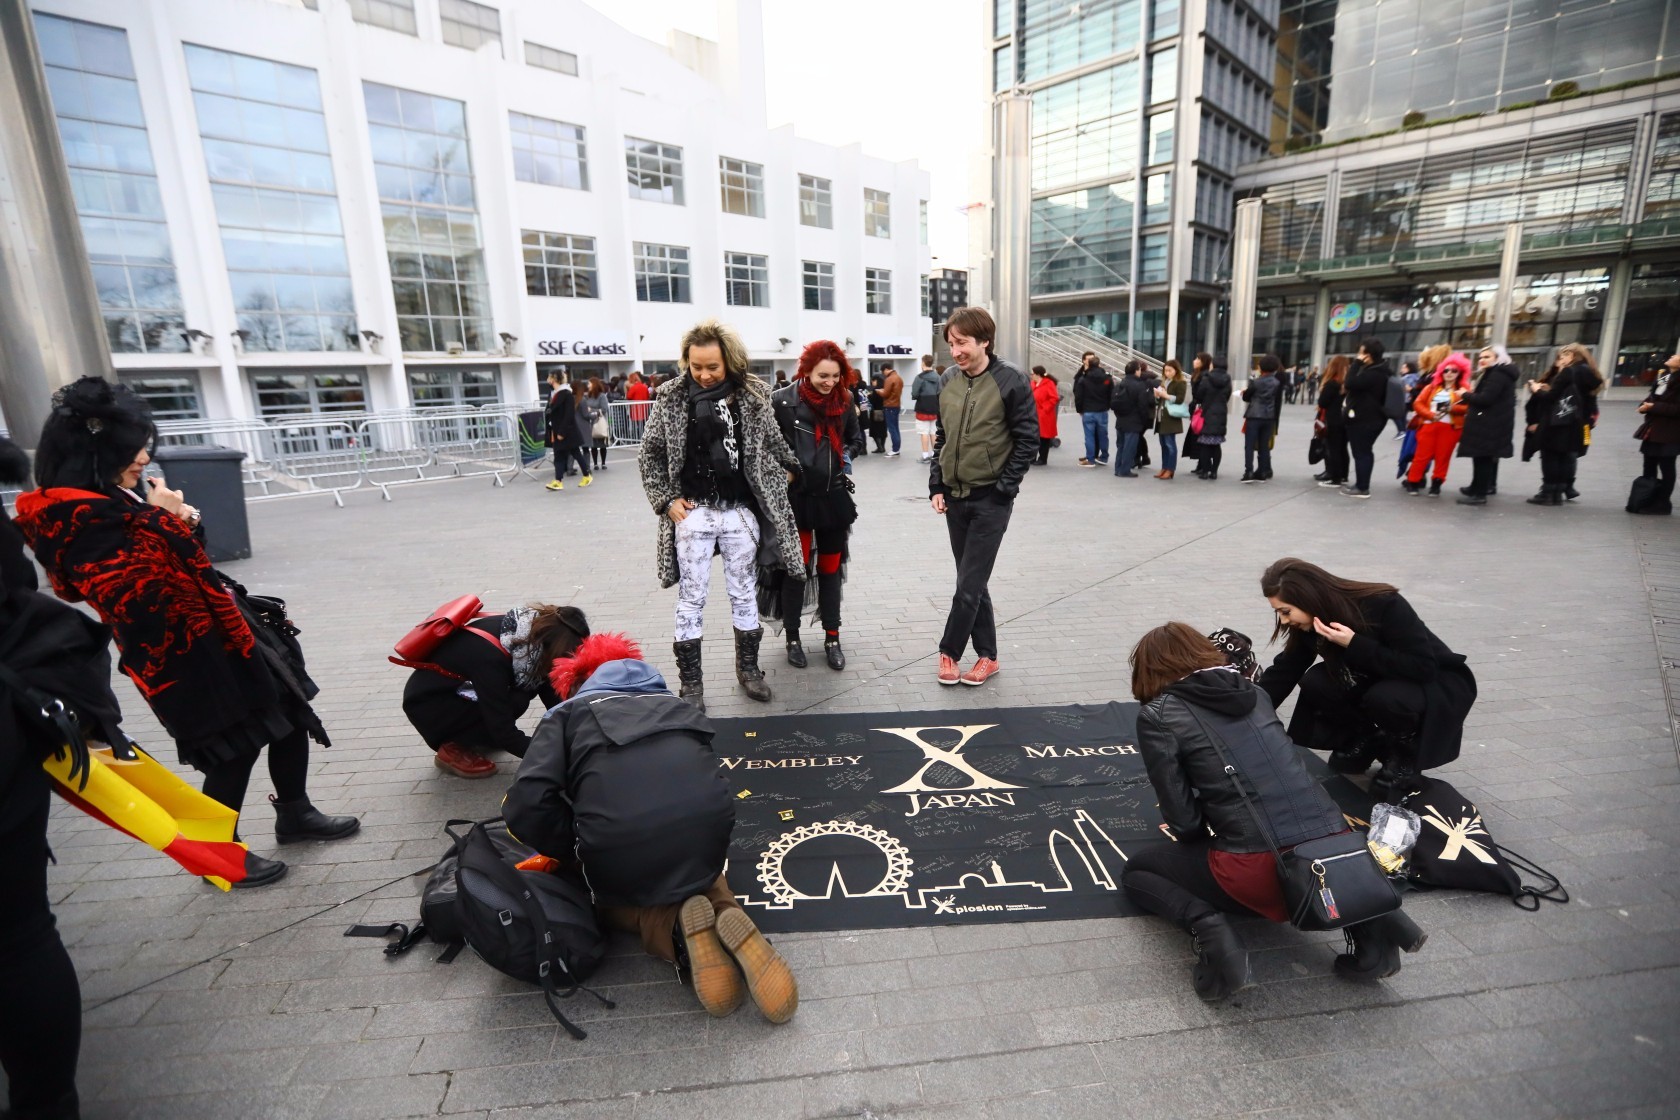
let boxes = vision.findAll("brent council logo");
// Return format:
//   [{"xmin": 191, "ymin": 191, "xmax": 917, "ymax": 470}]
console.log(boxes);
[{"xmin": 1328, "ymin": 302, "xmax": 1364, "ymax": 333}]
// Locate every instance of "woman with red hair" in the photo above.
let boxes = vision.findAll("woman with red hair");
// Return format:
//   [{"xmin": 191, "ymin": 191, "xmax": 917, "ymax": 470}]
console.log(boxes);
[{"xmin": 770, "ymin": 341, "xmax": 865, "ymax": 669}]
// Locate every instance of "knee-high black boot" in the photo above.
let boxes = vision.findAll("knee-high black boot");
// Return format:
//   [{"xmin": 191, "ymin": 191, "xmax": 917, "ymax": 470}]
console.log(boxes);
[
  {"xmin": 734, "ymin": 628, "xmax": 772, "ymax": 702},
  {"xmin": 817, "ymin": 572, "xmax": 844, "ymax": 670},
  {"xmin": 1187, "ymin": 908, "xmax": 1252, "ymax": 1000},
  {"xmin": 673, "ymin": 639, "xmax": 705, "ymax": 711}
]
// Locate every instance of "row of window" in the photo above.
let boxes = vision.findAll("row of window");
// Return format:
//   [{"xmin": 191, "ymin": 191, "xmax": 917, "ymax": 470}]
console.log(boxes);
[
  {"xmin": 350, "ymin": 0, "xmax": 578, "ymax": 75},
  {"xmin": 521, "ymin": 229, "xmax": 899, "ymax": 313}
]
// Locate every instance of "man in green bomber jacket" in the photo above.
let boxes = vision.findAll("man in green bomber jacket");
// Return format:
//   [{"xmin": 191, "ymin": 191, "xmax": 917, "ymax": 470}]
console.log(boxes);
[{"xmin": 928, "ymin": 306, "xmax": 1040, "ymax": 686}]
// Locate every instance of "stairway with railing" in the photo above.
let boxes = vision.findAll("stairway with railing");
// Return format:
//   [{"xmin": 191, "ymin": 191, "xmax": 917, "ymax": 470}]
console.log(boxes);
[{"xmin": 1029, "ymin": 325, "xmax": 1165, "ymax": 379}]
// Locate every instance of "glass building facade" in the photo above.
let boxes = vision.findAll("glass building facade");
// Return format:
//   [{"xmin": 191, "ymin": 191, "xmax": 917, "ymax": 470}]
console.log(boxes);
[
  {"xmin": 363, "ymin": 82, "xmax": 493, "ymax": 352},
  {"xmin": 1272, "ymin": 0, "xmax": 1678, "ymax": 151},
  {"xmin": 35, "ymin": 12, "xmax": 187, "ymax": 354},
  {"xmin": 186, "ymin": 45, "xmax": 357, "ymax": 352}
]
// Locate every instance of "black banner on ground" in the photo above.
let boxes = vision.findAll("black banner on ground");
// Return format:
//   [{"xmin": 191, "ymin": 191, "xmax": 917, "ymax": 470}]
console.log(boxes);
[{"xmin": 711, "ymin": 704, "xmax": 1368, "ymax": 934}]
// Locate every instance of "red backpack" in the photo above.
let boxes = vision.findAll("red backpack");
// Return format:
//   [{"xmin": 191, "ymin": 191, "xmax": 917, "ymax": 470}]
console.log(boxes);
[{"xmin": 390, "ymin": 596, "xmax": 506, "ymax": 680}]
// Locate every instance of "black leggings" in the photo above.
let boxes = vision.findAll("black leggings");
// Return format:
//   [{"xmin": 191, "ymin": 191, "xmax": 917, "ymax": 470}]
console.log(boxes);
[
  {"xmin": 553, "ymin": 445, "xmax": 591, "ymax": 479},
  {"xmin": 0, "ymin": 788, "xmax": 81, "ymax": 1119},
  {"xmin": 1642, "ymin": 452, "xmax": 1677, "ymax": 503},
  {"xmin": 1200, "ymin": 443, "xmax": 1223, "ymax": 475},
  {"xmin": 591, "ymin": 442, "xmax": 608, "ymax": 468},
  {"xmin": 1469, "ymin": 456, "xmax": 1500, "ymax": 495},
  {"xmin": 1293, "ymin": 663, "xmax": 1425, "ymax": 757},
  {"xmin": 1121, "ymin": 840, "xmax": 1258, "ymax": 930},
  {"xmin": 200, "ymin": 728, "xmax": 310, "ymax": 826}
]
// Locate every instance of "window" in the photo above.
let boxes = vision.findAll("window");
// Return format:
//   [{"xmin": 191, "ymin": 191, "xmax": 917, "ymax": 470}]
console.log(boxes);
[
  {"xmin": 1144, "ymin": 172, "xmax": 1171, "ymax": 225},
  {"xmin": 864, "ymin": 188, "xmax": 891, "ymax": 237},
  {"xmin": 719, "ymin": 156, "xmax": 765, "ymax": 217},
  {"xmin": 1138, "ymin": 232, "xmax": 1169, "ymax": 283},
  {"xmin": 1031, "ymin": 182, "xmax": 1135, "ymax": 295},
  {"xmin": 34, "ymin": 13, "xmax": 186, "ymax": 354},
  {"xmin": 625, "ymin": 137, "xmax": 684, "ymax": 204},
  {"xmin": 1017, "ymin": 0, "xmax": 1143, "ymax": 83},
  {"xmin": 408, "ymin": 368, "xmax": 500, "ymax": 408},
  {"xmin": 634, "ymin": 242, "xmax": 690, "ymax": 303},
  {"xmin": 252, "ymin": 369, "xmax": 367, "ymax": 417},
  {"xmin": 865, "ymin": 268, "xmax": 892, "ymax": 314},
  {"xmin": 120, "ymin": 373, "xmax": 203, "ymax": 421},
  {"xmin": 802, "ymin": 260, "xmax": 834, "ymax": 311},
  {"xmin": 724, "ymin": 252, "xmax": 769, "ymax": 307},
  {"xmin": 524, "ymin": 41, "xmax": 577, "ymax": 76},
  {"xmin": 1149, "ymin": 47, "xmax": 1178, "ymax": 105},
  {"xmin": 348, "ymin": 0, "xmax": 417, "ymax": 35},
  {"xmin": 1147, "ymin": 110, "xmax": 1174, "ymax": 165},
  {"xmin": 920, "ymin": 273, "xmax": 930, "ymax": 319},
  {"xmin": 799, "ymin": 174, "xmax": 832, "ymax": 228},
  {"xmin": 920, "ymin": 200, "xmax": 929, "ymax": 245},
  {"xmin": 440, "ymin": 0, "xmax": 501, "ymax": 55},
  {"xmin": 364, "ymin": 82, "xmax": 492, "ymax": 352},
  {"xmin": 1031, "ymin": 61, "xmax": 1141, "ymax": 192},
  {"xmin": 522, "ymin": 230, "xmax": 597, "ymax": 298},
  {"xmin": 509, "ymin": 111, "xmax": 587, "ymax": 190},
  {"xmin": 187, "ymin": 45, "xmax": 356, "ymax": 353},
  {"xmin": 994, "ymin": 44, "xmax": 1014, "ymax": 92}
]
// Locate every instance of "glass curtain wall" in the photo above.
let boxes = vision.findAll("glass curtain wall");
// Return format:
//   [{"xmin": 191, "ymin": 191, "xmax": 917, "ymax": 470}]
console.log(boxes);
[
  {"xmin": 34, "ymin": 13, "xmax": 187, "ymax": 353},
  {"xmin": 186, "ymin": 46, "xmax": 356, "ymax": 352},
  {"xmin": 364, "ymin": 83, "xmax": 493, "ymax": 352}
]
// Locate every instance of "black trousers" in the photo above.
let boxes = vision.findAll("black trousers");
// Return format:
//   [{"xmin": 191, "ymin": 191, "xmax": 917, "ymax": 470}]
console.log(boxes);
[
  {"xmin": 1294, "ymin": 663, "xmax": 1425, "ymax": 753},
  {"xmin": 1539, "ymin": 448, "xmax": 1576, "ymax": 490},
  {"xmin": 1121, "ymin": 840, "xmax": 1257, "ymax": 930},
  {"xmin": 403, "ymin": 686, "xmax": 489, "ymax": 754},
  {"xmin": 1244, "ymin": 420, "xmax": 1274, "ymax": 476},
  {"xmin": 1347, "ymin": 422, "xmax": 1383, "ymax": 491},
  {"xmin": 939, "ymin": 493, "xmax": 1013, "ymax": 661},
  {"xmin": 0, "ymin": 789, "xmax": 81, "ymax": 1119},
  {"xmin": 1198, "ymin": 443, "xmax": 1223, "ymax": 476},
  {"xmin": 1322, "ymin": 428, "xmax": 1349, "ymax": 481},
  {"xmin": 552, "ymin": 445, "xmax": 591, "ymax": 479},
  {"xmin": 1469, "ymin": 456, "xmax": 1500, "ymax": 496},
  {"xmin": 1643, "ymin": 452, "xmax": 1677, "ymax": 507},
  {"xmin": 200, "ymin": 727, "xmax": 310, "ymax": 825},
  {"xmin": 1036, "ymin": 437, "xmax": 1053, "ymax": 465}
]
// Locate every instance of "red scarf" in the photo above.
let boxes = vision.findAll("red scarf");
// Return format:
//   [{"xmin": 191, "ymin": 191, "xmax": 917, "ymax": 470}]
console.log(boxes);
[{"xmin": 797, "ymin": 377, "xmax": 849, "ymax": 457}]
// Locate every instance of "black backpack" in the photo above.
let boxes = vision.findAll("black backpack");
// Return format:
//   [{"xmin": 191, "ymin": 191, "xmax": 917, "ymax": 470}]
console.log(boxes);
[
  {"xmin": 1382, "ymin": 376, "xmax": 1409, "ymax": 421},
  {"xmin": 1401, "ymin": 778, "xmax": 1567, "ymax": 910}
]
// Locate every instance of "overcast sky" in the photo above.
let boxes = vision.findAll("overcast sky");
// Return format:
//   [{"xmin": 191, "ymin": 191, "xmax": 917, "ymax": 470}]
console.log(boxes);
[{"xmin": 593, "ymin": 0, "xmax": 988, "ymax": 271}]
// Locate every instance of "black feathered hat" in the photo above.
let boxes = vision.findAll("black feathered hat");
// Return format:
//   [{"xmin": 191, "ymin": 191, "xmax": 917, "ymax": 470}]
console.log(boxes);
[{"xmin": 34, "ymin": 376, "xmax": 156, "ymax": 492}]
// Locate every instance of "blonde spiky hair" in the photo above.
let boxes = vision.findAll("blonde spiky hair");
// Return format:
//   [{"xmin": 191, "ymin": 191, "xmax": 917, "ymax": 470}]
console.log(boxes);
[{"xmin": 679, "ymin": 318, "xmax": 750, "ymax": 385}]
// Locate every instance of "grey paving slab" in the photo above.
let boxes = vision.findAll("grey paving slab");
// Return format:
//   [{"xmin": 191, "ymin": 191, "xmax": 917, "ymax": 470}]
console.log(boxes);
[{"xmin": 10, "ymin": 400, "xmax": 1677, "ymax": 1118}]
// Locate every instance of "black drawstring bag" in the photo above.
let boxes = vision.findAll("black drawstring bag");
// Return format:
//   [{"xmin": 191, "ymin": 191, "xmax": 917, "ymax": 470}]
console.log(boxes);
[{"xmin": 1401, "ymin": 777, "xmax": 1568, "ymax": 910}]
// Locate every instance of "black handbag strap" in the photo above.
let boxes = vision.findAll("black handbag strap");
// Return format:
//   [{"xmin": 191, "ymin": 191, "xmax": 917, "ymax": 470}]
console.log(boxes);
[
  {"xmin": 0, "ymin": 661, "xmax": 92, "ymax": 792},
  {"xmin": 1180, "ymin": 701, "xmax": 1287, "ymax": 879},
  {"xmin": 344, "ymin": 921, "xmax": 430, "ymax": 957}
]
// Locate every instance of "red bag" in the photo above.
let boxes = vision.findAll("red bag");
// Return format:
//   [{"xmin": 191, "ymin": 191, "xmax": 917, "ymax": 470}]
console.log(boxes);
[
  {"xmin": 390, "ymin": 596, "xmax": 503, "ymax": 678},
  {"xmin": 1189, "ymin": 407, "xmax": 1205, "ymax": 435}
]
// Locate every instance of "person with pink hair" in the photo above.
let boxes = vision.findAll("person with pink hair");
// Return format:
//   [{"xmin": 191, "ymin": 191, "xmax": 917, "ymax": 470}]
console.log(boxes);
[{"xmin": 1402, "ymin": 352, "xmax": 1471, "ymax": 496}]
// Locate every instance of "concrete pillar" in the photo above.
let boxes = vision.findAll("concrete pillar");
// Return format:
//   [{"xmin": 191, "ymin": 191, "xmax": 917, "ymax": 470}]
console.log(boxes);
[
  {"xmin": 1226, "ymin": 197, "xmax": 1262, "ymax": 375},
  {"xmin": 1309, "ymin": 283, "xmax": 1330, "ymax": 374},
  {"xmin": 1488, "ymin": 222, "xmax": 1523, "ymax": 346},
  {"xmin": 993, "ymin": 91, "xmax": 1032, "ymax": 364},
  {"xmin": 0, "ymin": 0, "xmax": 112, "ymax": 445},
  {"xmin": 1597, "ymin": 257, "xmax": 1634, "ymax": 393}
]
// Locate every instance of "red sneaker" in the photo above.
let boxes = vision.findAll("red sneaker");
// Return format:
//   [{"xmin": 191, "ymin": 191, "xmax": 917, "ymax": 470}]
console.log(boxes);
[
  {"xmin": 960, "ymin": 658, "xmax": 1001, "ymax": 686},
  {"xmin": 433, "ymin": 742, "xmax": 497, "ymax": 779},
  {"xmin": 937, "ymin": 654, "xmax": 961, "ymax": 685}
]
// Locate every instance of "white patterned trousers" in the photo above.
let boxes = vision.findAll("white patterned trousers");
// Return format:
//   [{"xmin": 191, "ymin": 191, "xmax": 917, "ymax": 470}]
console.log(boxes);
[{"xmin": 673, "ymin": 504, "xmax": 760, "ymax": 641}]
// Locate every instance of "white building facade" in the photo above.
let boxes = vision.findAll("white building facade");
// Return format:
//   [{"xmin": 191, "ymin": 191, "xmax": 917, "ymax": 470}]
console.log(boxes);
[{"xmin": 29, "ymin": 0, "xmax": 932, "ymax": 422}]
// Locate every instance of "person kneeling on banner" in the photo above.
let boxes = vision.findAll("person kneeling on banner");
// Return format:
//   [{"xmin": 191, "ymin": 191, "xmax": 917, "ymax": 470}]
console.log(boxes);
[
  {"xmin": 401, "ymin": 604, "xmax": 589, "ymax": 779},
  {"xmin": 503, "ymin": 632, "xmax": 798, "ymax": 1023},
  {"xmin": 1123, "ymin": 623, "xmax": 1427, "ymax": 999}
]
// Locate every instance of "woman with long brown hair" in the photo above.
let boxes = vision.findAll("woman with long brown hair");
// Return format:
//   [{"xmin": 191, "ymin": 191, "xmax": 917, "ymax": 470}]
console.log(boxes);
[
  {"xmin": 1313, "ymin": 354, "xmax": 1351, "ymax": 487},
  {"xmin": 1125, "ymin": 622, "xmax": 1426, "ymax": 997},
  {"xmin": 1523, "ymin": 342, "xmax": 1603, "ymax": 505},
  {"xmin": 1256, "ymin": 558, "xmax": 1476, "ymax": 801}
]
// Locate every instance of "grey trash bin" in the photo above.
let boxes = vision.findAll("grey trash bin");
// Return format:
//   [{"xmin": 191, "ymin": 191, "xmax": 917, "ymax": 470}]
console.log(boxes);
[{"xmin": 151, "ymin": 445, "xmax": 251, "ymax": 562}]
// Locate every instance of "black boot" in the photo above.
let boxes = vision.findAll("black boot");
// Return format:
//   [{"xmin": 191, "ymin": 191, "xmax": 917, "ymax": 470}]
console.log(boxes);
[
  {"xmin": 785, "ymin": 637, "xmax": 807, "ymax": 668},
  {"xmin": 1371, "ymin": 762, "xmax": 1425, "ymax": 802},
  {"xmin": 1334, "ymin": 909, "xmax": 1427, "ymax": 980},
  {"xmin": 271, "ymin": 794, "xmax": 360, "ymax": 844},
  {"xmin": 824, "ymin": 634, "xmax": 845, "ymax": 670},
  {"xmin": 1327, "ymin": 733, "xmax": 1382, "ymax": 775},
  {"xmin": 1187, "ymin": 911, "xmax": 1252, "ymax": 1001},
  {"xmin": 673, "ymin": 638, "xmax": 705, "ymax": 712},
  {"xmin": 226, "ymin": 849, "xmax": 287, "ymax": 889},
  {"xmin": 1527, "ymin": 485, "xmax": 1562, "ymax": 506},
  {"xmin": 1428, "ymin": 479, "xmax": 1442, "ymax": 497},
  {"xmin": 1564, "ymin": 485, "xmax": 1579, "ymax": 501},
  {"xmin": 734, "ymin": 627, "xmax": 772, "ymax": 702}
]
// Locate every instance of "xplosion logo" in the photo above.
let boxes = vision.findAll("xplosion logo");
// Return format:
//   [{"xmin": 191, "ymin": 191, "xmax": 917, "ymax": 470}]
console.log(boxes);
[{"xmin": 1327, "ymin": 302, "xmax": 1364, "ymax": 333}]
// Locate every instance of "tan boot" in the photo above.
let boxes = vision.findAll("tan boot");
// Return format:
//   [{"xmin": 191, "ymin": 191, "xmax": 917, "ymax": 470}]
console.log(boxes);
[
  {"xmin": 679, "ymin": 896, "xmax": 745, "ymax": 1017},
  {"xmin": 715, "ymin": 908, "xmax": 798, "ymax": 1023},
  {"xmin": 1160, "ymin": 469, "xmax": 1174, "ymax": 479}
]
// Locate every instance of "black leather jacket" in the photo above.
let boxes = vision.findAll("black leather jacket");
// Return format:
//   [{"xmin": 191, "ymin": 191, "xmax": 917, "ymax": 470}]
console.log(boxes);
[
  {"xmin": 1137, "ymin": 668, "xmax": 1344, "ymax": 853},
  {"xmin": 771, "ymin": 383, "xmax": 864, "ymax": 496}
]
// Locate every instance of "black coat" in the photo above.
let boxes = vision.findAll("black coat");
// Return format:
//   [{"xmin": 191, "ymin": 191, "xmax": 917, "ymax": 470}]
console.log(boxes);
[
  {"xmin": 1636, "ymin": 367, "xmax": 1680, "ymax": 447},
  {"xmin": 1242, "ymin": 374, "xmax": 1281, "ymax": 421},
  {"xmin": 503, "ymin": 674, "xmax": 736, "ymax": 908},
  {"xmin": 1258, "ymin": 592, "xmax": 1476, "ymax": 770},
  {"xmin": 771, "ymin": 384, "xmax": 864, "ymax": 496},
  {"xmin": 1192, "ymin": 367, "xmax": 1233, "ymax": 437},
  {"xmin": 401, "ymin": 618, "xmax": 558, "ymax": 757},
  {"xmin": 1456, "ymin": 362, "xmax": 1519, "ymax": 459},
  {"xmin": 1073, "ymin": 365, "xmax": 1114, "ymax": 413},
  {"xmin": 1527, "ymin": 362, "xmax": 1598, "ymax": 455},
  {"xmin": 1110, "ymin": 375, "xmax": 1153, "ymax": 434},
  {"xmin": 545, "ymin": 386, "xmax": 582, "ymax": 451},
  {"xmin": 1317, "ymin": 379, "xmax": 1346, "ymax": 431},
  {"xmin": 1138, "ymin": 669, "xmax": 1345, "ymax": 854},
  {"xmin": 1343, "ymin": 359, "xmax": 1391, "ymax": 429}
]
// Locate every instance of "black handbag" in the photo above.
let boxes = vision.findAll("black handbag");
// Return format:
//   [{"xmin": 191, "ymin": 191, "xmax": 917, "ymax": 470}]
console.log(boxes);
[{"xmin": 1194, "ymin": 712, "xmax": 1402, "ymax": 931}]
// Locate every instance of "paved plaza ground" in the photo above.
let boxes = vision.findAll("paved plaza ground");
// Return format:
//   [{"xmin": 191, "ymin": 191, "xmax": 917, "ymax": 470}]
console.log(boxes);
[{"xmin": 27, "ymin": 399, "xmax": 1680, "ymax": 1119}]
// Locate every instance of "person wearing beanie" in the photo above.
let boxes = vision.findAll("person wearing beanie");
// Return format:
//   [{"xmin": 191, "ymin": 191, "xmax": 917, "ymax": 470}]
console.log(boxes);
[
  {"xmin": 1402, "ymin": 352, "xmax": 1471, "ymax": 497},
  {"xmin": 770, "ymin": 340, "xmax": 864, "ymax": 671},
  {"xmin": 503, "ymin": 632, "xmax": 799, "ymax": 1023},
  {"xmin": 12, "ymin": 377, "xmax": 359, "ymax": 890}
]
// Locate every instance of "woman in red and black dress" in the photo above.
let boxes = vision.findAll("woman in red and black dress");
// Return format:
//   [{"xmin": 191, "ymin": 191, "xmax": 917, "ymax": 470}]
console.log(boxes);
[
  {"xmin": 14, "ymin": 377, "xmax": 358, "ymax": 888},
  {"xmin": 770, "ymin": 341, "xmax": 865, "ymax": 670}
]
